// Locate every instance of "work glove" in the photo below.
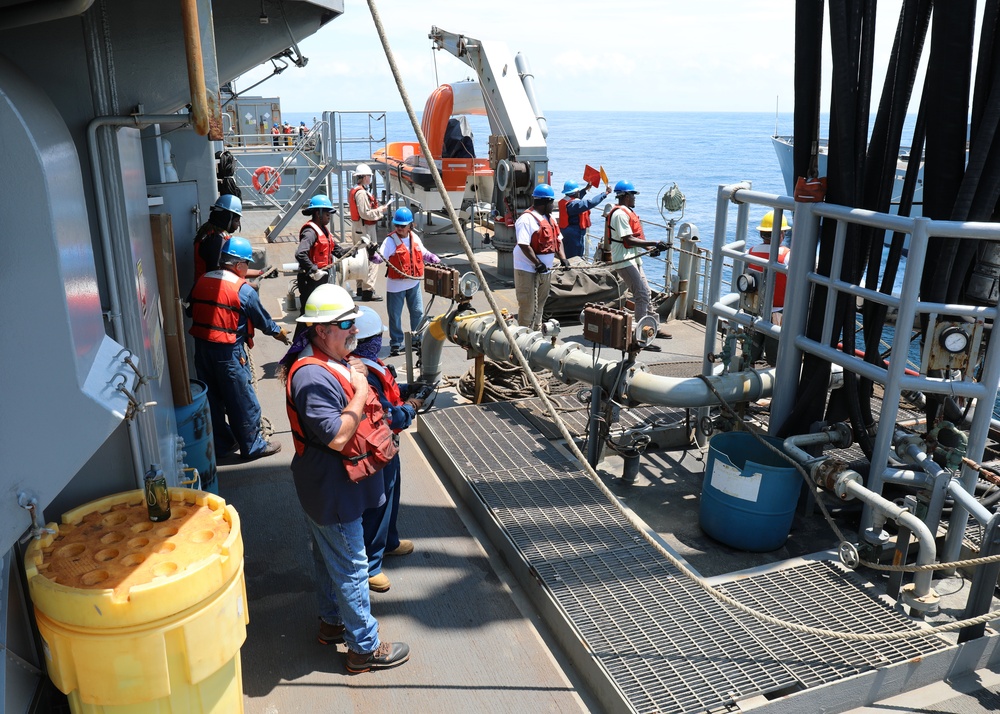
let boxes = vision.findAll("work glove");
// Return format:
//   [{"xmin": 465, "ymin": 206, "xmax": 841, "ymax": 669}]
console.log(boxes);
[
  {"xmin": 277, "ymin": 328, "xmax": 290, "ymax": 345},
  {"xmin": 657, "ymin": 241, "xmax": 669, "ymax": 251},
  {"xmin": 559, "ymin": 258, "xmax": 570, "ymax": 268},
  {"xmin": 332, "ymin": 245, "xmax": 347, "ymax": 259},
  {"xmin": 365, "ymin": 243, "xmax": 378, "ymax": 259},
  {"xmin": 535, "ymin": 262, "xmax": 548, "ymax": 274},
  {"xmin": 309, "ymin": 269, "xmax": 328, "ymax": 281}
]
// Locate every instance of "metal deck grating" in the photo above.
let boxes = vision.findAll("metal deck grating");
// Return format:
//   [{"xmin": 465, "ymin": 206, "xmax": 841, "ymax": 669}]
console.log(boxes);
[
  {"xmin": 421, "ymin": 404, "xmax": 954, "ymax": 714},
  {"xmin": 718, "ymin": 561, "xmax": 949, "ymax": 689},
  {"xmin": 515, "ymin": 394, "xmax": 689, "ymax": 441}
]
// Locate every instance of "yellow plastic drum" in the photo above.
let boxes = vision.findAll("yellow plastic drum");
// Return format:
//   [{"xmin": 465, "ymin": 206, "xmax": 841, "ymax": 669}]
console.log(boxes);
[{"xmin": 23, "ymin": 488, "xmax": 248, "ymax": 712}]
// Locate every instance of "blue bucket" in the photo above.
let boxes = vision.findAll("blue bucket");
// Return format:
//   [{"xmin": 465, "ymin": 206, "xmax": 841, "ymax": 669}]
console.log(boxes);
[
  {"xmin": 175, "ymin": 380, "xmax": 217, "ymax": 494},
  {"xmin": 699, "ymin": 432, "xmax": 800, "ymax": 552}
]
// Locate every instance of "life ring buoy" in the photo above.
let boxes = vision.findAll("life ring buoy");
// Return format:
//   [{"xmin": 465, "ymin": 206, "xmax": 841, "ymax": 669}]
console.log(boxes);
[{"xmin": 252, "ymin": 166, "xmax": 281, "ymax": 194}]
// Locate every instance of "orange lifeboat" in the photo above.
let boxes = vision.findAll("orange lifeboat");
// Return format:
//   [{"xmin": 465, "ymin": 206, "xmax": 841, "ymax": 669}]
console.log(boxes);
[{"xmin": 372, "ymin": 80, "xmax": 494, "ymax": 214}]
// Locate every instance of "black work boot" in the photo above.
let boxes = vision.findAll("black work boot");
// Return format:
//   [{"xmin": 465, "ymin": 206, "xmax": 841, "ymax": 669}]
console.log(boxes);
[{"xmin": 345, "ymin": 641, "xmax": 410, "ymax": 673}]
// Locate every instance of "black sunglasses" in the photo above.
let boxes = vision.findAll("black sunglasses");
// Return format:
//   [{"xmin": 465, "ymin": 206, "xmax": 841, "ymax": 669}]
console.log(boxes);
[{"xmin": 333, "ymin": 319, "xmax": 356, "ymax": 330}]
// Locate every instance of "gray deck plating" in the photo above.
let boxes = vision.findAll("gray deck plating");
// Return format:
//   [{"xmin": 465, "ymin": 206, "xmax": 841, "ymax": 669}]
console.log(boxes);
[{"xmin": 420, "ymin": 401, "xmax": 954, "ymax": 714}]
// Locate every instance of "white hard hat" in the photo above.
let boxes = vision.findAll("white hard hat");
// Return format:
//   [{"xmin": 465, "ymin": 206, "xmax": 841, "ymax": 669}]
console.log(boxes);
[
  {"xmin": 355, "ymin": 306, "xmax": 388, "ymax": 340},
  {"xmin": 355, "ymin": 163, "xmax": 373, "ymax": 176},
  {"xmin": 296, "ymin": 284, "xmax": 362, "ymax": 323}
]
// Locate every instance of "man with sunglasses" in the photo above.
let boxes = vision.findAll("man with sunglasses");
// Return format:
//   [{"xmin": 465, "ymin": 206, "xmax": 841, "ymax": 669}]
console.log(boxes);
[
  {"xmin": 188, "ymin": 236, "xmax": 289, "ymax": 461},
  {"xmin": 295, "ymin": 194, "xmax": 345, "ymax": 316},
  {"xmin": 280, "ymin": 284, "xmax": 410, "ymax": 674}
]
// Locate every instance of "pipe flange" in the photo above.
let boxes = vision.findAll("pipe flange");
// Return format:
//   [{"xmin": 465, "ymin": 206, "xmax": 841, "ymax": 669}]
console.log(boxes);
[
  {"xmin": 550, "ymin": 341, "xmax": 583, "ymax": 383},
  {"xmin": 619, "ymin": 363, "xmax": 648, "ymax": 403},
  {"xmin": 893, "ymin": 433, "xmax": 927, "ymax": 465},
  {"xmin": 900, "ymin": 583, "xmax": 941, "ymax": 613}
]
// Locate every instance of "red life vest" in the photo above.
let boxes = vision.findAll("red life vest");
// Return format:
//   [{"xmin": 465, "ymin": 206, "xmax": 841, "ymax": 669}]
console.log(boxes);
[
  {"xmin": 285, "ymin": 345, "xmax": 398, "ymax": 481},
  {"xmin": 557, "ymin": 198, "xmax": 592, "ymax": 231},
  {"xmin": 360, "ymin": 357, "xmax": 405, "ymax": 433},
  {"xmin": 385, "ymin": 232, "xmax": 425, "ymax": 280},
  {"xmin": 523, "ymin": 209, "xmax": 560, "ymax": 255},
  {"xmin": 193, "ymin": 224, "xmax": 228, "ymax": 282},
  {"xmin": 301, "ymin": 221, "xmax": 337, "ymax": 269},
  {"xmin": 605, "ymin": 205, "xmax": 645, "ymax": 249},
  {"xmin": 748, "ymin": 244, "xmax": 790, "ymax": 308},
  {"xmin": 349, "ymin": 186, "xmax": 380, "ymax": 225},
  {"xmin": 189, "ymin": 270, "xmax": 255, "ymax": 345}
]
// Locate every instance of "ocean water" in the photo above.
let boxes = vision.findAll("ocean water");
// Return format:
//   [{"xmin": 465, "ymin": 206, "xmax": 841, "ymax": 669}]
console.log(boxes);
[{"xmin": 284, "ymin": 109, "xmax": 793, "ymax": 242}]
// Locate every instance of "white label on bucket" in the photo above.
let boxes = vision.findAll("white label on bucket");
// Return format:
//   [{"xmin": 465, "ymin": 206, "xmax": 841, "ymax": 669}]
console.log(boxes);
[{"xmin": 709, "ymin": 461, "xmax": 762, "ymax": 502}]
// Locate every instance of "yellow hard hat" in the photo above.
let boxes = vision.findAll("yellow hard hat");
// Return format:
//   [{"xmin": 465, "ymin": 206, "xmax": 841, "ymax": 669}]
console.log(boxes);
[{"xmin": 757, "ymin": 210, "xmax": 790, "ymax": 232}]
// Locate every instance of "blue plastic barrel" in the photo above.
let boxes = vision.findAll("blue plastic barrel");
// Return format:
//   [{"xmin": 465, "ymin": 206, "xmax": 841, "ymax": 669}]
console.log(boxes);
[
  {"xmin": 699, "ymin": 432, "xmax": 800, "ymax": 552},
  {"xmin": 175, "ymin": 380, "xmax": 217, "ymax": 494}
]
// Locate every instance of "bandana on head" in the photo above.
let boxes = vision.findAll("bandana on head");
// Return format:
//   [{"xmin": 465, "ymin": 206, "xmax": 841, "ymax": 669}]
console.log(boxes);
[{"xmin": 353, "ymin": 335, "xmax": 382, "ymax": 361}]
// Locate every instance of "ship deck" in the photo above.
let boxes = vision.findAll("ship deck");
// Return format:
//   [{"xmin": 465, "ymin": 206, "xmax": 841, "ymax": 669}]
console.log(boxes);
[{"xmin": 231, "ymin": 208, "xmax": 1000, "ymax": 713}]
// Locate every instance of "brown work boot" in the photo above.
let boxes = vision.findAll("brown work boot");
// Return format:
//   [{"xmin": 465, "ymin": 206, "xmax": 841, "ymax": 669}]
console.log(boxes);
[
  {"xmin": 368, "ymin": 572, "xmax": 391, "ymax": 592},
  {"xmin": 317, "ymin": 619, "xmax": 345, "ymax": 645},
  {"xmin": 386, "ymin": 540, "xmax": 414, "ymax": 556},
  {"xmin": 345, "ymin": 640, "xmax": 410, "ymax": 674}
]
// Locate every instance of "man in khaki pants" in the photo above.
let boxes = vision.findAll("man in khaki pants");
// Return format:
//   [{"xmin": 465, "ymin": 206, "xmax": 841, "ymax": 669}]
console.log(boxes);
[
  {"xmin": 512, "ymin": 184, "xmax": 568, "ymax": 330},
  {"xmin": 348, "ymin": 163, "xmax": 387, "ymax": 302}
]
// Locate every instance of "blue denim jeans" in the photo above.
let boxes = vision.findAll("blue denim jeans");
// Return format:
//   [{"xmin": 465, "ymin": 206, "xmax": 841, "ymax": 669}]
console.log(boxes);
[
  {"xmin": 386, "ymin": 285, "xmax": 424, "ymax": 351},
  {"xmin": 362, "ymin": 455, "xmax": 401, "ymax": 576},
  {"xmin": 194, "ymin": 340, "xmax": 268, "ymax": 457},
  {"xmin": 308, "ymin": 515, "xmax": 380, "ymax": 653}
]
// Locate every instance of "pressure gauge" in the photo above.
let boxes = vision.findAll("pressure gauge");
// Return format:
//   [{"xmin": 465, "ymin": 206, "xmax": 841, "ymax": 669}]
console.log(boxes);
[
  {"xmin": 458, "ymin": 271, "xmax": 480, "ymax": 299},
  {"xmin": 736, "ymin": 273, "xmax": 758, "ymax": 293},
  {"xmin": 939, "ymin": 325, "xmax": 970, "ymax": 354}
]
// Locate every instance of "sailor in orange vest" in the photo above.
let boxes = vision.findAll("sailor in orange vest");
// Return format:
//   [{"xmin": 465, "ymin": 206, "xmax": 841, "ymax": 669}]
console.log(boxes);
[
  {"xmin": 352, "ymin": 307, "xmax": 425, "ymax": 593},
  {"xmin": 279, "ymin": 284, "xmax": 410, "ymax": 673},
  {"xmin": 513, "ymin": 184, "xmax": 569, "ymax": 331},
  {"xmin": 747, "ymin": 210, "xmax": 791, "ymax": 313},
  {"xmin": 604, "ymin": 180, "xmax": 671, "ymax": 349},
  {"xmin": 558, "ymin": 179, "xmax": 612, "ymax": 260},
  {"xmin": 295, "ymin": 194, "xmax": 345, "ymax": 319},
  {"xmin": 187, "ymin": 236, "xmax": 289, "ymax": 461},
  {"xmin": 375, "ymin": 207, "xmax": 441, "ymax": 357},
  {"xmin": 348, "ymin": 163, "xmax": 388, "ymax": 302}
]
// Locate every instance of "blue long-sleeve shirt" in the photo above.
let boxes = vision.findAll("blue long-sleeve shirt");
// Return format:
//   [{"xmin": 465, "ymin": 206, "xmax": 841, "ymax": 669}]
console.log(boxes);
[
  {"xmin": 561, "ymin": 191, "xmax": 610, "ymax": 258},
  {"xmin": 236, "ymin": 283, "xmax": 283, "ymax": 346}
]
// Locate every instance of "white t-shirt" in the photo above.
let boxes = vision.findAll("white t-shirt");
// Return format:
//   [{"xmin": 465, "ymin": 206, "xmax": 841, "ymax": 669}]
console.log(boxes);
[
  {"xmin": 609, "ymin": 207, "xmax": 641, "ymax": 268},
  {"xmin": 379, "ymin": 231, "xmax": 427, "ymax": 293},
  {"xmin": 513, "ymin": 209, "xmax": 562, "ymax": 273}
]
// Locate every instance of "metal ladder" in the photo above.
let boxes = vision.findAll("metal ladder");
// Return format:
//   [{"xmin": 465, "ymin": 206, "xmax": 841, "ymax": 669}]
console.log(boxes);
[{"xmin": 263, "ymin": 161, "xmax": 335, "ymax": 241}]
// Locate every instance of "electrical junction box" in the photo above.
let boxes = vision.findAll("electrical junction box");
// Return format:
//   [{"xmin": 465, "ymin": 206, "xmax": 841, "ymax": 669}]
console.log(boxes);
[
  {"xmin": 424, "ymin": 264, "xmax": 460, "ymax": 300},
  {"xmin": 582, "ymin": 303, "xmax": 633, "ymax": 352}
]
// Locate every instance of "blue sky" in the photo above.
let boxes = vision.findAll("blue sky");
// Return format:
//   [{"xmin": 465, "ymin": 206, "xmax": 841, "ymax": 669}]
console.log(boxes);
[{"xmin": 238, "ymin": 1, "xmax": 956, "ymax": 115}]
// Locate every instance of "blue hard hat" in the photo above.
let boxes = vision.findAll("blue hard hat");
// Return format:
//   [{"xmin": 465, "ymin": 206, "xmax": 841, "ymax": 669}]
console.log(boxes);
[
  {"xmin": 302, "ymin": 195, "xmax": 335, "ymax": 214},
  {"xmin": 532, "ymin": 183, "xmax": 556, "ymax": 199},
  {"xmin": 561, "ymin": 180, "xmax": 584, "ymax": 196},
  {"xmin": 614, "ymin": 180, "xmax": 639, "ymax": 195},
  {"xmin": 221, "ymin": 236, "xmax": 253, "ymax": 261},
  {"xmin": 212, "ymin": 194, "xmax": 242, "ymax": 216},
  {"xmin": 392, "ymin": 206, "xmax": 414, "ymax": 225}
]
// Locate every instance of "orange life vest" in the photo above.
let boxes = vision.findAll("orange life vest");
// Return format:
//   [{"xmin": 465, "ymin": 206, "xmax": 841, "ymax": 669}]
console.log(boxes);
[
  {"xmin": 360, "ymin": 357, "xmax": 404, "ymax": 433},
  {"xmin": 349, "ymin": 186, "xmax": 380, "ymax": 225},
  {"xmin": 605, "ymin": 205, "xmax": 645, "ymax": 249},
  {"xmin": 188, "ymin": 270, "xmax": 254, "ymax": 345},
  {"xmin": 523, "ymin": 209, "xmax": 560, "ymax": 255},
  {"xmin": 385, "ymin": 232, "xmax": 425, "ymax": 280},
  {"xmin": 748, "ymin": 244, "xmax": 790, "ymax": 308},
  {"xmin": 285, "ymin": 345, "xmax": 398, "ymax": 482},
  {"xmin": 557, "ymin": 198, "xmax": 592, "ymax": 231},
  {"xmin": 301, "ymin": 221, "xmax": 337, "ymax": 269}
]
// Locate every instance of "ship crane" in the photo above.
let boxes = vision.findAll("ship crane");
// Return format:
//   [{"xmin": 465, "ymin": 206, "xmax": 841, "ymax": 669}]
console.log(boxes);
[{"xmin": 429, "ymin": 26, "xmax": 549, "ymax": 277}]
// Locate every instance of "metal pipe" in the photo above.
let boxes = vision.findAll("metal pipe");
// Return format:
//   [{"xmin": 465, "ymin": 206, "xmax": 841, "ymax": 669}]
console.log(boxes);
[
  {"xmin": 87, "ymin": 113, "xmax": 192, "ymax": 486},
  {"xmin": 0, "ymin": 0, "xmax": 93, "ymax": 31},
  {"xmin": 840, "ymin": 477, "xmax": 936, "ymax": 598},
  {"xmin": 418, "ymin": 311, "xmax": 777, "ymax": 409},
  {"xmin": 179, "ymin": 0, "xmax": 210, "ymax": 136},
  {"xmin": 514, "ymin": 53, "xmax": 547, "ymax": 139}
]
